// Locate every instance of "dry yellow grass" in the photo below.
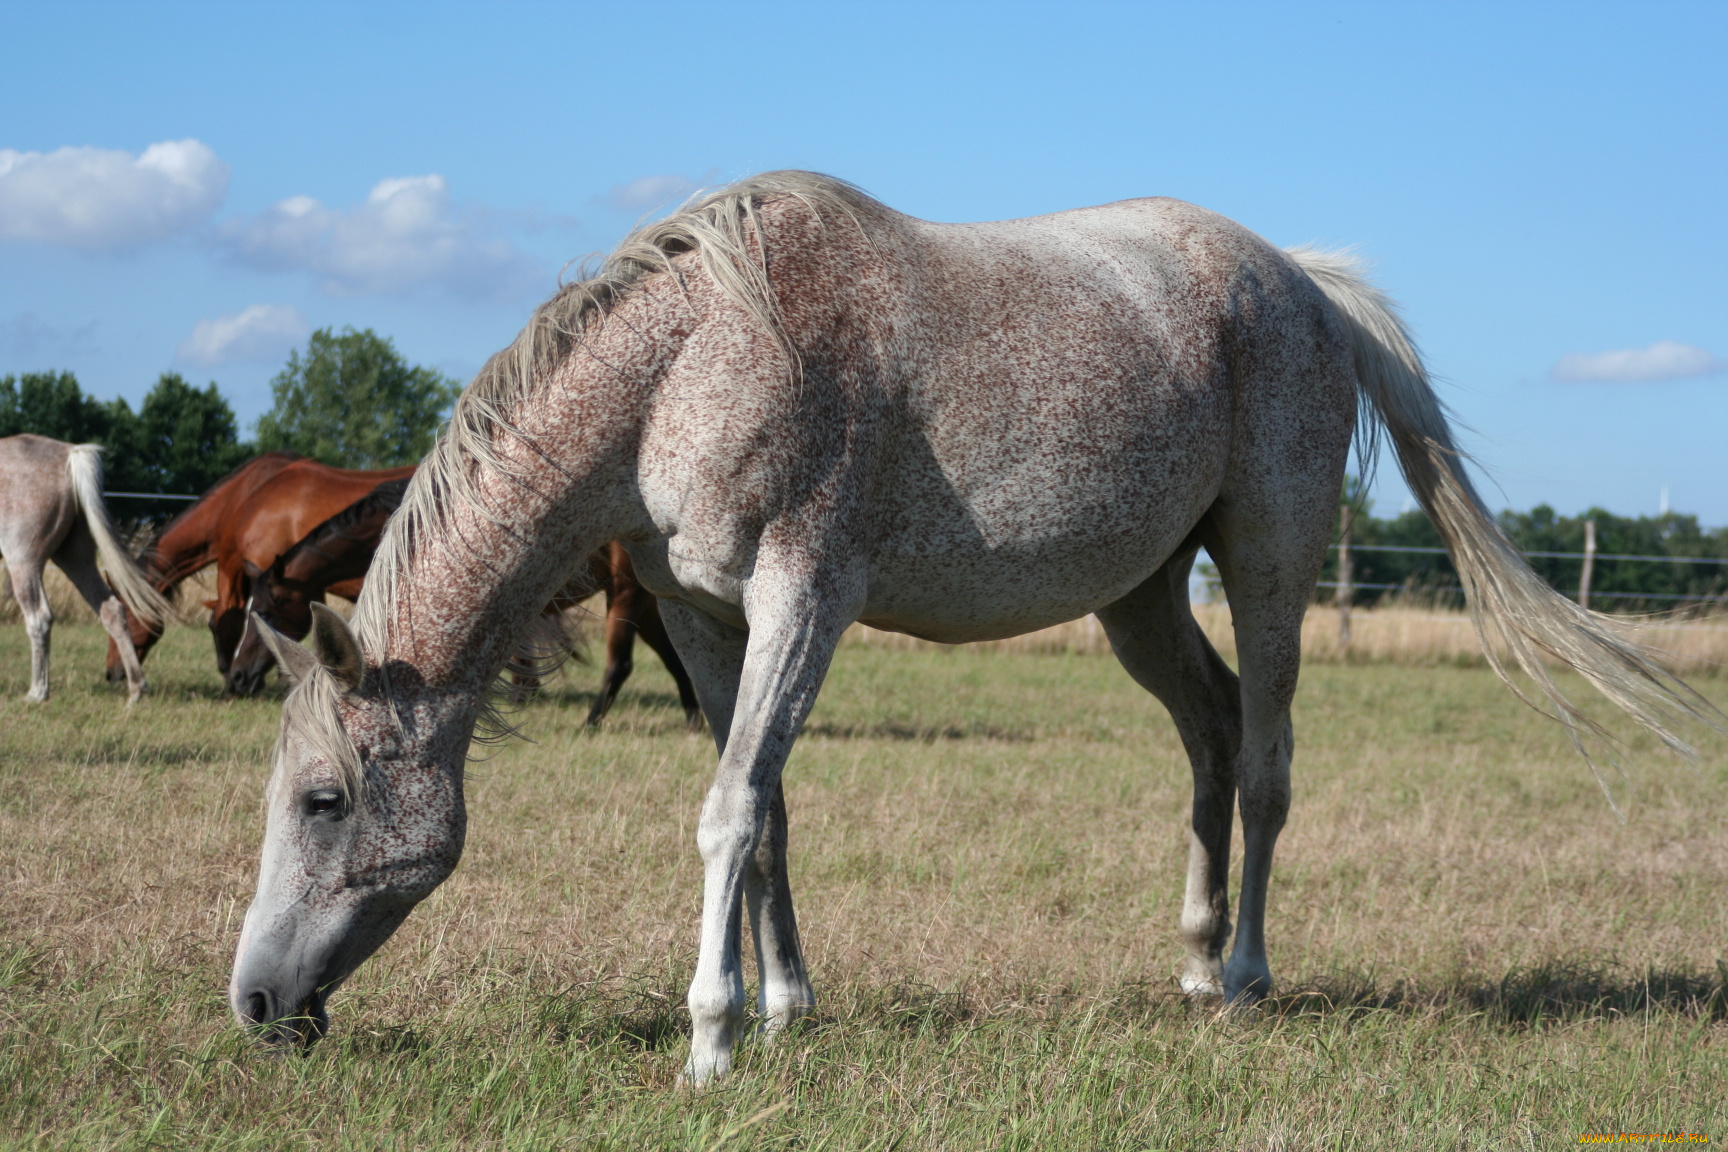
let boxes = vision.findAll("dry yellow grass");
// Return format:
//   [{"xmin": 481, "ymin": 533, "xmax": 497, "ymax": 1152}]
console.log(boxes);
[
  {"xmin": 846, "ymin": 601, "xmax": 1728, "ymax": 676},
  {"xmin": 0, "ymin": 563, "xmax": 220, "ymax": 626},
  {"xmin": 2, "ymin": 621, "xmax": 1726, "ymax": 1148}
]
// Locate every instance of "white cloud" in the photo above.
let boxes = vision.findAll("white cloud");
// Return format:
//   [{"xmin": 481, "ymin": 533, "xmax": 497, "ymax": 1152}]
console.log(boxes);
[
  {"xmin": 603, "ymin": 172, "xmax": 711, "ymax": 213},
  {"xmin": 0, "ymin": 139, "xmax": 228, "ymax": 251},
  {"xmin": 219, "ymin": 175, "xmax": 542, "ymax": 299},
  {"xmin": 175, "ymin": 305, "xmax": 310, "ymax": 367},
  {"xmin": 1551, "ymin": 340, "xmax": 1725, "ymax": 383}
]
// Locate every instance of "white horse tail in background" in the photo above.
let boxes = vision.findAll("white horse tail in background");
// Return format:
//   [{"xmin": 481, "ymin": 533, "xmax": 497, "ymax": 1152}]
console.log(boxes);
[
  {"xmin": 1288, "ymin": 246, "xmax": 1714, "ymax": 758},
  {"xmin": 65, "ymin": 445, "xmax": 173, "ymax": 630}
]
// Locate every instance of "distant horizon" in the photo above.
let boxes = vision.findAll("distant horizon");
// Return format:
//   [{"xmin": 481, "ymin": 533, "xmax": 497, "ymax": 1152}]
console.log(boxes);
[{"xmin": 3, "ymin": 1, "xmax": 1723, "ymax": 522}]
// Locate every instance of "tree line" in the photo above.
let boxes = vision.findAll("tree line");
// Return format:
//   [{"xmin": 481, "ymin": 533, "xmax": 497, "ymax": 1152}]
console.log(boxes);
[
  {"xmin": 1317, "ymin": 492, "xmax": 1728, "ymax": 608},
  {"xmin": 0, "ymin": 327, "xmax": 460, "ymax": 500}
]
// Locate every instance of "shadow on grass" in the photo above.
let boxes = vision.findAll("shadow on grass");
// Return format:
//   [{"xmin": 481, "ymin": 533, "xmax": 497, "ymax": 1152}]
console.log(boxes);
[
  {"xmin": 217, "ymin": 962, "xmax": 1728, "ymax": 1079},
  {"xmin": 116, "ymin": 678, "xmax": 291, "ymax": 705},
  {"xmin": 520, "ymin": 686, "xmax": 689, "ymax": 718},
  {"xmin": 802, "ymin": 721, "xmax": 1035, "ymax": 743},
  {"xmin": 346, "ymin": 1025, "xmax": 436, "ymax": 1058},
  {"xmin": 826, "ymin": 964, "xmax": 1728, "ymax": 1038},
  {"xmin": 1265, "ymin": 960, "xmax": 1728, "ymax": 1025},
  {"xmin": 75, "ymin": 736, "xmax": 234, "ymax": 768},
  {"xmin": 535, "ymin": 987, "xmax": 689, "ymax": 1052}
]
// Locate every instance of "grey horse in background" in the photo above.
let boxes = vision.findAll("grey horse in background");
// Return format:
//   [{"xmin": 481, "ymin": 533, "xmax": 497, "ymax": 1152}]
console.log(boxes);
[{"xmin": 0, "ymin": 434, "xmax": 173, "ymax": 703}]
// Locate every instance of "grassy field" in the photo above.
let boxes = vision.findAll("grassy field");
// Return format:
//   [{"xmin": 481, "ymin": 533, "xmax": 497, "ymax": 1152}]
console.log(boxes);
[{"xmin": 2, "ymin": 620, "xmax": 1727, "ymax": 1150}]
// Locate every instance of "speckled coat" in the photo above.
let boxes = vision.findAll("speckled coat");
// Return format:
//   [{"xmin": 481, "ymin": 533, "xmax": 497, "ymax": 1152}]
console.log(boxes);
[{"xmin": 231, "ymin": 173, "xmax": 1709, "ymax": 1083}]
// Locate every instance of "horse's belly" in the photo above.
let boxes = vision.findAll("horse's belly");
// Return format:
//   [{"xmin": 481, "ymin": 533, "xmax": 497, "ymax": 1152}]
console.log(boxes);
[{"xmin": 856, "ymin": 518, "xmax": 1193, "ymax": 644}]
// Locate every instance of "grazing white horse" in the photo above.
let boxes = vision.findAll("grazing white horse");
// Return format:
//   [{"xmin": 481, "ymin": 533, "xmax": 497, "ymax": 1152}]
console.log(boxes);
[
  {"xmin": 232, "ymin": 172, "xmax": 1713, "ymax": 1083},
  {"xmin": 0, "ymin": 435, "xmax": 172, "ymax": 703}
]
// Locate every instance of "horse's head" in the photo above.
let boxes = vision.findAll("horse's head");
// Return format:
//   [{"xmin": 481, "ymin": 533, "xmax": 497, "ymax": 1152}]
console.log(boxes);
[
  {"xmin": 229, "ymin": 603, "xmax": 469, "ymax": 1048},
  {"xmin": 227, "ymin": 559, "xmax": 314, "ymax": 696}
]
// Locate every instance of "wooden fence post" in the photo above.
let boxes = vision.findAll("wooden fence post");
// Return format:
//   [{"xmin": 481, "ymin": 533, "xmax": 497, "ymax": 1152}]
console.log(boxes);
[
  {"xmin": 1336, "ymin": 502, "xmax": 1354, "ymax": 648},
  {"xmin": 1580, "ymin": 519, "xmax": 1596, "ymax": 610}
]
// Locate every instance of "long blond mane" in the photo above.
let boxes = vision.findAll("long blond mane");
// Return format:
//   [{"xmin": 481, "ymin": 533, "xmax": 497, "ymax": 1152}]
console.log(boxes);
[{"xmin": 352, "ymin": 170, "xmax": 875, "ymax": 660}]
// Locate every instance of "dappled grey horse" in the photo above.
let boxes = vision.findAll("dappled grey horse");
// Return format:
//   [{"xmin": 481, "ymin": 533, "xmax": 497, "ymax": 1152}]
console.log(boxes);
[
  {"xmin": 0, "ymin": 435, "xmax": 172, "ymax": 703},
  {"xmin": 232, "ymin": 173, "xmax": 1714, "ymax": 1083}
]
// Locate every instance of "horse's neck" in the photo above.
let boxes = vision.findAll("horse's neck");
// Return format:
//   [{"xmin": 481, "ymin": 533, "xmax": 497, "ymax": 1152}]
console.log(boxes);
[
  {"xmin": 370, "ymin": 300, "xmax": 679, "ymax": 694},
  {"xmin": 149, "ymin": 511, "xmax": 219, "ymax": 588}
]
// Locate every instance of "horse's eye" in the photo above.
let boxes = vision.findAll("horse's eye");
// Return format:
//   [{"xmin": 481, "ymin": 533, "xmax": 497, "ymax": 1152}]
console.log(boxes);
[{"xmin": 304, "ymin": 790, "xmax": 344, "ymax": 817}]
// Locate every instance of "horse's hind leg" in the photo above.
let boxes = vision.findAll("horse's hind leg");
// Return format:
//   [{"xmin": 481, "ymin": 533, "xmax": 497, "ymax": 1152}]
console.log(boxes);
[
  {"xmin": 6, "ymin": 554, "xmax": 54, "ymax": 702},
  {"xmin": 55, "ymin": 528, "xmax": 146, "ymax": 704},
  {"xmin": 1097, "ymin": 538, "xmax": 1241, "ymax": 995},
  {"xmin": 1205, "ymin": 475, "xmax": 1341, "ymax": 1002}
]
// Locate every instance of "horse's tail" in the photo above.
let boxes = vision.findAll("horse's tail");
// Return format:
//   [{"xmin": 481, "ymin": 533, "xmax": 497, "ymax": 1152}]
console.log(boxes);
[
  {"xmin": 65, "ymin": 445, "xmax": 175, "ymax": 630},
  {"xmin": 1286, "ymin": 245, "xmax": 1721, "ymax": 760}
]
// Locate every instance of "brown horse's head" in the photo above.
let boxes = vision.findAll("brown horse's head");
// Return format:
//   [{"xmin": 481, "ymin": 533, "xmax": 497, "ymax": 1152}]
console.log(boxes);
[{"xmin": 228, "ymin": 559, "xmax": 317, "ymax": 697}]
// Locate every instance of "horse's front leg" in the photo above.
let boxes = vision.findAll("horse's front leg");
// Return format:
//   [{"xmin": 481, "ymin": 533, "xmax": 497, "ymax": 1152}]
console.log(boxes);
[
  {"xmin": 744, "ymin": 776, "xmax": 812, "ymax": 1035},
  {"xmin": 660, "ymin": 591, "xmax": 846, "ymax": 1085}
]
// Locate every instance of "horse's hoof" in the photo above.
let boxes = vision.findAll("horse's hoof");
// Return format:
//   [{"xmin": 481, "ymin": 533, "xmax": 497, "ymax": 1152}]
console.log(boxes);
[
  {"xmin": 1179, "ymin": 963, "xmax": 1224, "ymax": 999},
  {"xmin": 1221, "ymin": 966, "xmax": 1273, "ymax": 1007},
  {"xmin": 677, "ymin": 1052, "xmax": 732, "ymax": 1089}
]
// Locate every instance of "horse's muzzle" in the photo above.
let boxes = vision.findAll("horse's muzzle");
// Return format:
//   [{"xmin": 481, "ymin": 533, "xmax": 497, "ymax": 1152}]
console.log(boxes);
[
  {"xmin": 237, "ymin": 986, "xmax": 330, "ymax": 1049},
  {"xmin": 225, "ymin": 665, "xmax": 269, "ymax": 698}
]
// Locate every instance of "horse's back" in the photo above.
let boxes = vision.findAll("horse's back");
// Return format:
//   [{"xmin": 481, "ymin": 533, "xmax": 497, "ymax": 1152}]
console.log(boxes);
[
  {"xmin": 639, "ymin": 188, "xmax": 1356, "ymax": 642},
  {"xmin": 231, "ymin": 460, "xmax": 417, "ymax": 566},
  {"xmin": 845, "ymin": 202, "xmax": 1336, "ymax": 637}
]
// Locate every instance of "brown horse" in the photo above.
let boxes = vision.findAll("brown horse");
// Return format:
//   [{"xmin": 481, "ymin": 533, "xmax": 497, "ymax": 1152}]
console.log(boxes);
[
  {"xmin": 105, "ymin": 454, "xmax": 413, "ymax": 682},
  {"xmin": 106, "ymin": 451, "xmax": 301, "ymax": 678},
  {"xmin": 225, "ymin": 477, "xmax": 412, "ymax": 694},
  {"xmin": 231, "ymin": 480, "xmax": 700, "ymax": 725}
]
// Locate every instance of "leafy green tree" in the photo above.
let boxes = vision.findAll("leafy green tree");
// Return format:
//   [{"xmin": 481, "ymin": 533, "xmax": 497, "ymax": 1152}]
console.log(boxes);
[
  {"xmin": 133, "ymin": 372, "xmax": 253, "ymax": 494},
  {"xmin": 1, "ymin": 370, "xmax": 252, "ymax": 496},
  {"xmin": 0, "ymin": 370, "xmax": 125, "ymax": 445},
  {"xmin": 1315, "ymin": 496, "xmax": 1728, "ymax": 609},
  {"xmin": 254, "ymin": 327, "xmax": 460, "ymax": 468},
  {"xmin": 1499, "ymin": 505, "xmax": 1728, "ymax": 605}
]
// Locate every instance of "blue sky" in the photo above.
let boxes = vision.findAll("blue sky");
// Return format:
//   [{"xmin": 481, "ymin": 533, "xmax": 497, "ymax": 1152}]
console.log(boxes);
[{"xmin": 3, "ymin": 1, "xmax": 1724, "ymax": 520}]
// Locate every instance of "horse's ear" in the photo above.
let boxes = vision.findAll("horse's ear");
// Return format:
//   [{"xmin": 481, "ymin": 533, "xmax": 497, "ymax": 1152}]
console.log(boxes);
[
  {"xmin": 307, "ymin": 602, "xmax": 364, "ymax": 692},
  {"xmin": 252, "ymin": 611, "xmax": 319, "ymax": 685}
]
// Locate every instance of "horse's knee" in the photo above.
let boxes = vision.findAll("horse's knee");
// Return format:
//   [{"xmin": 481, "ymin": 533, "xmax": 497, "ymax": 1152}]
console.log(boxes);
[{"xmin": 24, "ymin": 608, "xmax": 52, "ymax": 644}]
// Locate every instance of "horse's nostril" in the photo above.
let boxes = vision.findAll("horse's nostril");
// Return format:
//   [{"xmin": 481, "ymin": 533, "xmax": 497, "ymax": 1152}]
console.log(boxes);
[{"xmin": 244, "ymin": 990, "xmax": 270, "ymax": 1025}]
